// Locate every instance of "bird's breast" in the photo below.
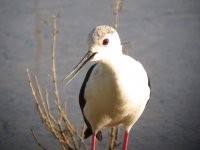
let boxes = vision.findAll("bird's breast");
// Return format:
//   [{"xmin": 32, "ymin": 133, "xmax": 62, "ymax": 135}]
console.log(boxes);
[
  {"xmin": 85, "ymin": 55, "xmax": 150, "ymax": 113},
  {"xmin": 83, "ymin": 55, "xmax": 150, "ymax": 131}
]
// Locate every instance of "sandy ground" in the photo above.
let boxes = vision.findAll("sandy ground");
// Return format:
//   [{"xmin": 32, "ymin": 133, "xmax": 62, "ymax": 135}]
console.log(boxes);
[{"xmin": 0, "ymin": 0, "xmax": 200, "ymax": 149}]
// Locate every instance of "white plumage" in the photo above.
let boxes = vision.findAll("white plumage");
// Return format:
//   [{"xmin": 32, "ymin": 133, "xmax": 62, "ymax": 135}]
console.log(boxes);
[
  {"xmin": 84, "ymin": 54, "xmax": 150, "ymax": 132},
  {"xmin": 64, "ymin": 25, "xmax": 151, "ymax": 150}
]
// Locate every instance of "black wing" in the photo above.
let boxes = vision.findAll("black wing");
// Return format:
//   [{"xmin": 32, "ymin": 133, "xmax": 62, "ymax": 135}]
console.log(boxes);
[
  {"xmin": 146, "ymin": 74, "xmax": 151, "ymax": 105},
  {"xmin": 79, "ymin": 64, "xmax": 102, "ymax": 141}
]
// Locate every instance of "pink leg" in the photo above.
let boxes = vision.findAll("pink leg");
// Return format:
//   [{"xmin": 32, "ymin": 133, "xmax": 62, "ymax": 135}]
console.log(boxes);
[
  {"xmin": 123, "ymin": 131, "xmax": 129, "ymax": 150},
  {"xmin": 91, "ymin": 134, "xmax": 96, "ymax": 150}
]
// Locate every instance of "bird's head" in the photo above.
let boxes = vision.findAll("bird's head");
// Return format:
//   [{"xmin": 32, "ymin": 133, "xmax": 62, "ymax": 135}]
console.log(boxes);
[
  {"xmin": 63, "ymin": 25, "xmax": 122, "ymax": 84},
  {"xmin": 88, "ymin": 25, "xmax": 122, "ymax": 61}
]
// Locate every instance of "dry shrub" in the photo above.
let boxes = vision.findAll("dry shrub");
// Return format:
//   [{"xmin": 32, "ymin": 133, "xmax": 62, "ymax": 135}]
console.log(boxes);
[{"xmin": 27, "ymin": 0, "xmax": 124, "ymax": 149}]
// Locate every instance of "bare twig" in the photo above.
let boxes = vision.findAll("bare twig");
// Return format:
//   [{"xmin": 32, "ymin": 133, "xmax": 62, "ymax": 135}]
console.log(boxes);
[
  {"xmin": 114, "ymin": 126, "xmax": 120, "ymax": 145},
  {"xmin": 28, "ymin": 0, "xmax": 126, "ymax": 149},
  {"xmin": 27, "ymin": 68, "xmax": 45, "ymax": 121},
  {"xmin": 51, "ymin": 14, "xmax": 61, "ymax": 106},
  {"xmin": 27, "ymin": 12, "xmax": 88, "ymax": 150},
  {"xmin": 49, "ymin": 16, "xmax": 87, "ymax": 148},
  {"xmin": 113, "ymin": 0, "xmax": 122, "ymax": 31},
  {"xmin": 109, "ymin": 127, "xmax": 115, "ymax": 150},
  {"xmin": 31, "ymin": 129, "xmax": 48, "ymax": 150},
  {"xmin": 79, "ymin": 124, "xmax": 86, "ymax": 150}
]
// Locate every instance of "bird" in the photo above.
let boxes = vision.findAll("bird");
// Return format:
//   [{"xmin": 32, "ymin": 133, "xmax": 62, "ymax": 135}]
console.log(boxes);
[{"xmin": 63, "ymin": 25, "xmax": 151, "ymax": 150}]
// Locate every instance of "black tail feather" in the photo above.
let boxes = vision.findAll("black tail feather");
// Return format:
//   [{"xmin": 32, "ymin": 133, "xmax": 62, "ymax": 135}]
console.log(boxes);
[{"xmin": 84, "ymin": 127, "xmax": 102, "ymax": 142}]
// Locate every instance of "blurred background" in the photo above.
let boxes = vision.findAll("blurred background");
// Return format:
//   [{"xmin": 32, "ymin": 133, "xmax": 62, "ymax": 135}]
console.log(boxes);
[{"xmin": 0, "ymin": 0, "xmax": 200, "ymax": 149}]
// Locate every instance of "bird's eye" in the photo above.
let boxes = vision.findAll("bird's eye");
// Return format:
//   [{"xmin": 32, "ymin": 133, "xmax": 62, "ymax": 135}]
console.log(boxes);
[{"xmin": 102, "ymin": 38, "xmax": 109, "ymax": 45}]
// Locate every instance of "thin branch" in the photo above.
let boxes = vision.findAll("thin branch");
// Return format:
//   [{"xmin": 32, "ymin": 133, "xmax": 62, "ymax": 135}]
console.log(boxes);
[
  {"xmin": 31, "ymin": 129, "xmax": 48, "ymax": 150},
  {"xmin": 78, "ymin": 123, "xmax": 86, "ymax": 150},
  {"xmin": 109, "ymin": 127, "xmax": 115, "ymax": 150},
  {"xmin": 54, "ymin": 100, "xmax": 78, "ymax": 149},
  {"xmin": 114, "ymin": 127, "xmax": 120, "ymax": 146},
  {"xmin": 35, "ymin": 76, "xmax": 49, "ymax": 119},
  {"xmin": 45, "ymin": 88, "xmax": 57, "ymax": 124},
  {"xmin": 57, "ymin": 119, "xmax": 72, "ymax": 148},
  {"xmin": 26, "ymin": 69, "xmax": 45, "ymax": 120},
  {"xmin": 51, "ymin": 15, "xmax": 61, "ymax": 105},
  {"xmin": 113, "ymin": 0, "xmax": 122, "ymax": 31}
]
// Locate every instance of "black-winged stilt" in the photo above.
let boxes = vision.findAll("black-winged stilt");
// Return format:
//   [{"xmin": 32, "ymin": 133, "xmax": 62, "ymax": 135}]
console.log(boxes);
[{"xmin": 64, "ymin": 25, "xmax": 151, "ymax": 150}]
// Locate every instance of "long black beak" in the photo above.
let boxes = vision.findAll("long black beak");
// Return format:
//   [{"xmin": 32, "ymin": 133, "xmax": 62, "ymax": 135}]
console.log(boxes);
[{"xmin": 63, "ymin": 51, "xmax": 96, "ymax": 85}]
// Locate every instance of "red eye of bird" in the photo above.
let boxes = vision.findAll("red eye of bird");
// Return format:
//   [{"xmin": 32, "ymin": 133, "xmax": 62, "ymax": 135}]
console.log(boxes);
[{"xmin": 102, "ymin": 38, "xmax": 109, "ymax": 45}]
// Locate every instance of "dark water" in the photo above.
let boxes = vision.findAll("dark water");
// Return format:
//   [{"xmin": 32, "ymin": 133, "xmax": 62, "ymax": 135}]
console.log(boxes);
[{"xmin": 0, "ymin": 0, "xmax": 200, "ymax": 149}]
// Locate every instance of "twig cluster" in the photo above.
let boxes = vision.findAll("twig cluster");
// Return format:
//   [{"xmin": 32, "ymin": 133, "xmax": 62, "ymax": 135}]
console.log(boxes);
[
  {"xmin": 26, "ymin": 14, "xmax": 87, "ymax": 150},
  {"xmin": 27, "ymin": 0, "xmax": 124, "ymax": 149}
]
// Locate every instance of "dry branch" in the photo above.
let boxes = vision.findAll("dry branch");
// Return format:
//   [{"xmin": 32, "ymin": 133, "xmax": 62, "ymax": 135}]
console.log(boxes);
[
  {"xmin": 31, "ymin": 129, "xmax": 48, "ymax": 150},
  {"xmin": 27, "ymin": 14, "xmax": 87, "ymax": 150},
  {"xmin": 28, "ymin": 0, "xmax": 125, "ymax": 149},
  {"xmin": 113, "ymin": 0, "xmax": 122, "ymax": 30}
]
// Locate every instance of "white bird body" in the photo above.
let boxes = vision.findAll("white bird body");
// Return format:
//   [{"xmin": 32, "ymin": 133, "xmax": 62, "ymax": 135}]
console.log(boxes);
[
  {"xmin": 64, "ymin": 25, "xmax": 151, "ymax": 150},
  {"xmin": 84, "ymin": 53, "xmax": 150, "ymax": 133}
]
